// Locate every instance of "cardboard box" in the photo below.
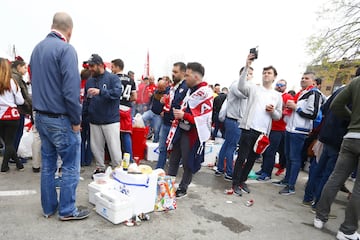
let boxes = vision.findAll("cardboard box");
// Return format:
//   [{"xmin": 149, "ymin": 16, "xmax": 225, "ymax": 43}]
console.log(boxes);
[
  {"xmin": 112, "ymin": 168, "xmax": 158, "ymax": 215},
  {"xmin": 95, "ymin": 189, "xmax": 133, "ymax": 224},
  {"xmin": 88, "ymin": 179, "xmax": 117, "ymax": 205},
  {"xmin": 146, "ymin": 142, "xmax": 159, "ymax": 161}
]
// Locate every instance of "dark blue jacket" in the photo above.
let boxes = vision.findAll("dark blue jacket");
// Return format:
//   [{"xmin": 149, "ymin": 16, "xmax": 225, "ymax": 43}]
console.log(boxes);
[
  {"xmin": 318, "ymin": 86, "xmax": 349, "ymax": 151},
  {"xmin": 30, "ymin": 32, "xmax": 81, "ymax": 125},
  {"xmin": 83, "ymin": 71, "xmax": 121, "ymax": 124},
  {"xmin": 163, "ymin": 80, "xmax": 188, "ymax": 126},
  {"xmin": 151, "ymin": 87, "xmax": 170, "ymax": 115}
]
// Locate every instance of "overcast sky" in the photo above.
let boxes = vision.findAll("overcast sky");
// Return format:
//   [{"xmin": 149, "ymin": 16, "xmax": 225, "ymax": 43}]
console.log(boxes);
[{"xmin": 0, "ymin": 0, "xmax": 329, "ymax": 90}]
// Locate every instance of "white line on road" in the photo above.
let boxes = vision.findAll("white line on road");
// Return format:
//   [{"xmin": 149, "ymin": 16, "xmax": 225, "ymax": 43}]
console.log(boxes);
[{"xmin": 0, "ymin": 190, "xmax": 37, "ymax": 197}]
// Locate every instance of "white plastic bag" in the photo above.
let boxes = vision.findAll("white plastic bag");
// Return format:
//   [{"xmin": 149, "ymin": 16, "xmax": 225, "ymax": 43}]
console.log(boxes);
[
  {"xmin": 17, "ymin": 130, "xmax": 33, "ymax": 158},
  {"xmin": 218, "ymin": 99, "xmax": 227, "ymax": 122},
  {"xmin": 133, "ymin": 113, "xmax": 145, "ymax": 128}
]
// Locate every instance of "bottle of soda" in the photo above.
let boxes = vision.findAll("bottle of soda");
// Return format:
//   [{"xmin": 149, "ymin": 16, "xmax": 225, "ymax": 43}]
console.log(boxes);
[{"xmin": 122, "ymin": 153, "xmax": 130, "ymax": 171}]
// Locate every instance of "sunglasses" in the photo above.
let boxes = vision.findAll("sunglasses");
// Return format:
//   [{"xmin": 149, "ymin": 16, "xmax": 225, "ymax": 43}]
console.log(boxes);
[{"xmin": 276, "ymin": 83, "xmax": 286, "ymax": 87}]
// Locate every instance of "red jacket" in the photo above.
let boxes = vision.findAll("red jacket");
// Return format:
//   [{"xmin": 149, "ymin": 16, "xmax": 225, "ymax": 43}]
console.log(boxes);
[{"xmin": 272, "ymin": 92, "xmax": 294, "ymax": 131}]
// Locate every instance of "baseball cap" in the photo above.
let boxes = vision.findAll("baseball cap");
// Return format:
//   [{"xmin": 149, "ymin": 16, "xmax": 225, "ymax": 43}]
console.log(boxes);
[{"xmin": 88, "ymin": 54, "xmax": 104, "ymax": 65}]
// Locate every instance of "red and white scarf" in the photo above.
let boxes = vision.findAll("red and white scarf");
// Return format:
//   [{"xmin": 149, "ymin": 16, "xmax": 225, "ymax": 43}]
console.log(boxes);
[{"xmin": 166, "ymin": 83, "xmax": 213, "ymax": 151}]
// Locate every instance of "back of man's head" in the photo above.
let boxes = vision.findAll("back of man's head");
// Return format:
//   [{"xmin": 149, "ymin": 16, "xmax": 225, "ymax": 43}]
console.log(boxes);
[{"xmin": 52, "ymin": 12, "xmax": 73, "ymax": 32}]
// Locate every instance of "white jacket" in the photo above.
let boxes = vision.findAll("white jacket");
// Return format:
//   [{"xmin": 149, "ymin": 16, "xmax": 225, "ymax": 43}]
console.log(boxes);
[
  {"xmin": 237, "ymin": 67, "xmax": 282, "ymax": 135},
  {"xmin": 284, "ymin": 87, "xmax": 323, "ymax": 134},
  {"xmin": 0, "ymin": 79, "xmax": 24, "ymax": 118}
]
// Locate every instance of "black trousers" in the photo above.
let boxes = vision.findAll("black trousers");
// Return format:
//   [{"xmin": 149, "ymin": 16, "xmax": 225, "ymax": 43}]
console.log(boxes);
[
  {"xmin": 232, "ymin": 129, "xmax": 261, "ymax": 187},
  {"xmin": 0, "ymin": 120, "xmax": 20, "ymax": 169}
]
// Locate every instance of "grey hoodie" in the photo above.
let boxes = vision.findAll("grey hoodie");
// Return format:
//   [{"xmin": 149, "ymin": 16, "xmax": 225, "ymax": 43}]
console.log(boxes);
[{"xmin": 226, "ymin": 79, "xmax": 248, "ymax": 125}]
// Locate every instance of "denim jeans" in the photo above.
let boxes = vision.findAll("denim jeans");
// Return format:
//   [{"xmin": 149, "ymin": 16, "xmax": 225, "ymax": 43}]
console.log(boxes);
[
  {"xmin": 142, "ymin": 110, "xmax": 162, "ymax": 143},
  {"xmin": 217, "ymin": 117, "xmax": 241, "ymax": 176},
  {"xmin": 232, "ymin": 129, "xmax": 261, "ymax": 186},
  {"xmin": 156, "ymin": 123, "xmax": 171, "ymax": 169},
  {"xmin": 284, "ymin": 131, "xmax": 307, "ymax": 187},
  {"xmin": 35, "ymin": 113, "xmax": 81, "ymax": 217},
  {"xmin": 303, "ymin": 144, "xmax": 338, "ymax": 206},
  {"xmin": 121, "ymin": 132, "xmax": 133, "ymax": 162},
  {"xmin": 303, "ymin": 157, "xmax": 318, "ymax": 202},
  {"xmin": 262, "ymin": 130, "xmax": 285, "ymax": 176},
  {"xmin": 81, "ymin": 121, "xmax": 92, "ymax": 166},
  {"xmin": 316, "ymin": 138, "xmax": 360, "ymax": 235},
  {"xmin": 13, "ymin": 114, "xmax": 25, "ymax": 152}
]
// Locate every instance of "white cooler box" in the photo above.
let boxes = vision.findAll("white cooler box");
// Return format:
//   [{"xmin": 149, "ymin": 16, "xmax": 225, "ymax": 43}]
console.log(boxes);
[
  {"xmin": 112, "ymin": 168, "xmax": 158, "ymax": 215},
  {"xmin": 202, "ymin": 141, "xmax": 222, "ymax": 167},
  {"xmin": 95, "ymin": 189, "xmax": 133, "ymax": 224},
  {"xmin": 146, "ymin": 142, "xmax": 159, "ymax": 161},
  {"xmin": 88, "ymin": 179, "xmax": 117, "ymax": 205}
]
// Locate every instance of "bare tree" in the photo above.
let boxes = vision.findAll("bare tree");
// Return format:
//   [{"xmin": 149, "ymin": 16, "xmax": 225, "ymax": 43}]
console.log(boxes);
[{"xmin": 308, "ymin": 0, "xmax": 360, "ymax": 64}]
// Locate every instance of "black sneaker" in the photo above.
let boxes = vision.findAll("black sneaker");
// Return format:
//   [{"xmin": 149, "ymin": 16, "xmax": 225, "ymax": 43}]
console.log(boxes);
[
  {"xmin": 233, "ymin": 186, "xmax": 242, "ymax": 196},
  {"xmin": 92, "ymin": 168, "xmax": 105, "ymax": 179},
  {"xmin": 224, "ymin": 173, "xmax": 232, "ymax": 181},
  {"xmin": 279, "ymin": 185, "xmax": 295, "ymax": 195},
  {"xmin": 272, "ymin": 180, "xmax": 288, "ymax": 187},
  {"xmin": 59, "ymin": 207, "xmax": 90, "ymax": 221},
  {"xmin": 240, "ymin": 182, "xmax": 250, "ymax": 194},
  {"xmin": 214, "ymin": 170, "xmax": 223, "ymax": 176},
  {"xmin": 32, "ymin": 167, "xmax": 40, "ymax": 173},
  {"xmin": 176, "ymin": 188, "xmax": 187, "ymax": 199},
  {"xmin": 1, "ymin": 166, "xmax": 9, "ymax": 173},
  {"xmin": 16, "ymin": 163, "xmax": 24, "ymax": 172}
]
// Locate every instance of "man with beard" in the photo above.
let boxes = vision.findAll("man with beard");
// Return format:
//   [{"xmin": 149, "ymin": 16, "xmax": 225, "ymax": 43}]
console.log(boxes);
[
  {"xmin": 156, "ymin": 62, "xmax": 188, "ymax": 169},
  {"xmin": 83, "ymin": 54, "xmax": 122, "ymax": 175}
]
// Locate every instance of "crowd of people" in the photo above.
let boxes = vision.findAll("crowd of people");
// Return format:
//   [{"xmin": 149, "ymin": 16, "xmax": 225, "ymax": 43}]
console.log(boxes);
[{"xmin": 0, "ymin": 11, "xmax": 360, "ymax": 240}]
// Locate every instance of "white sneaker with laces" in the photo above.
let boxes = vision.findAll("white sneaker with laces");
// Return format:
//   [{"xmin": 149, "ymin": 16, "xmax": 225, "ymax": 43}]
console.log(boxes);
[
  {"xmin": 313, "ymin": 217, "xmax": 324, "ymax": 229},
  {"xmin": 336, "ymin": 231, "xmax": 360, "ymax": 240}
]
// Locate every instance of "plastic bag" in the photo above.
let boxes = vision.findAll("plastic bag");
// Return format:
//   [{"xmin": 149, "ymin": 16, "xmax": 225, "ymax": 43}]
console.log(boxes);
[{"xmin": 133, "ymin": 113, "xmax": 145, "ymax": 128}]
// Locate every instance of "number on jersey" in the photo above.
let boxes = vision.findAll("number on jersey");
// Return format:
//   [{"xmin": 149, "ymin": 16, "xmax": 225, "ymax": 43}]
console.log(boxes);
[{"xmin": 121, "ymin": 84, "xmax": 132, "ymax": 101}]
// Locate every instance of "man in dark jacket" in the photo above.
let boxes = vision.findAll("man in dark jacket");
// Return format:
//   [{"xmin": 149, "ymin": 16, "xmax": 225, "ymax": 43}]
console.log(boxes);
[
  {"xmin": 314, "ymin": 68, "xmax": 360, "ymax": 240},
  {"xmin": 303, "ymin": 86, "xmax": 349, "ymax": 210},
  {"xmin": 82, "ymin": 54, "xmax": 122, "ymax": 174},
  {"xmin": 211, "ymin": 87, "xmax": 228, "ymax": 139},
  {"xmin": 30, "ymin": 12, "xmax": 90, "ymax": 220}
]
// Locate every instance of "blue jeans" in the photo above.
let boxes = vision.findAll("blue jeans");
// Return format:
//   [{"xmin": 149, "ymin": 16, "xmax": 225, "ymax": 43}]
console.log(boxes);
[
  {"xmin": 35, "ymin": 113, "xmax": 81, "ymax": 217},
  {"xmin": 81, "ymin": 121, "xmax": 92, "ymax": 166},
  {"xmin": 284, "ymin": 131, "xmax": 307, "ymax": 187},
  {"xmin": 156, "ymin": 123, "xmax": 171, "ymax": 169},
  {"xmin": 13, "ymin": 114, "xmax": 25, "ymax": 152},
  {"xmin": 121, "ymin": 132, "xmax": 133, "ymax": 162},
  {"xmin": 217, "ymin": 117, "xmax": 241, "ymax": 176},
  {"xmin": 142, "ymin": 110, "xmax": 162, "ymax": 143},
  {"xmin": 262, "ymin": 130, "xmax": 285, "ymax": 176},
  {"xmin": 304, "ymin": 144, "xmax": 338, "ymax": 205}
]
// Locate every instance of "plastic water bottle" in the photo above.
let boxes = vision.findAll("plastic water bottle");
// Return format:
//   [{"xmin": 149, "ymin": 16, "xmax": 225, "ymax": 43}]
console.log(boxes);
[{"xmin": 122, "ymin": 153, "xmax": 130, "ymax": 171}]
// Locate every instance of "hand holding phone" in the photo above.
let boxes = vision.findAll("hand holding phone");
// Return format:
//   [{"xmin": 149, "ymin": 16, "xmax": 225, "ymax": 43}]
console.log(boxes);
[{"xmin": 249, "ymin": 46, "xmax": 259, "ymax": 60}]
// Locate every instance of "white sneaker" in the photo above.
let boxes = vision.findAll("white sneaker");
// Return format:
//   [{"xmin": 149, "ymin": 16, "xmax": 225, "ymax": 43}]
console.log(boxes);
[
  {"xmin": 313, "ymin": 217, "xmax": 325, "ymax": 229},
  {"xmin": 336, "ymin": 231, "xmax": 360, "ymax": 240}
]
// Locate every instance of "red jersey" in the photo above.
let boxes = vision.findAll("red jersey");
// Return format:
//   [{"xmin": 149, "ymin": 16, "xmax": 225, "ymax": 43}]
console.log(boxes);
[{"xmin": 272, "ymin": 92, "xmax": 294, "ymax": 131}]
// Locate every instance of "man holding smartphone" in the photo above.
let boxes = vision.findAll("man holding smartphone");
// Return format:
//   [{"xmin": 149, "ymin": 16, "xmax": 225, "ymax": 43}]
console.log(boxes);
[{"xmin": 226, "ymin": 52, "xmax": 283, "ymax": 195}]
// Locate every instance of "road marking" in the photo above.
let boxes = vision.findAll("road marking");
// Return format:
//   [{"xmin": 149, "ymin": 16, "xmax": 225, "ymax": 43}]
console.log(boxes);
[{"xmin": 0, "ymin": 190, "xmax": 37, "ymax": 197}]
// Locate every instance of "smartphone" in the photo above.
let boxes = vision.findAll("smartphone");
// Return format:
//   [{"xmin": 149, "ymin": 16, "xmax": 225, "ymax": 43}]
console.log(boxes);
[{"xmin": 249, "ymin": 47, "xmax": 258, "ymax": 60}]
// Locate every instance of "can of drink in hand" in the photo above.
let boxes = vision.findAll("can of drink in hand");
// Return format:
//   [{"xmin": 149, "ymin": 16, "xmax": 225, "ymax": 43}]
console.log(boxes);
[{"xmin": 245, "ymin": 199, "xmax": 254, "ymax": 207}]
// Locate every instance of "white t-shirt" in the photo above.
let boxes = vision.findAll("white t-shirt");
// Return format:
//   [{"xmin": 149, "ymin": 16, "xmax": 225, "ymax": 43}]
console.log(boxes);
[{"xmin": 250, "ymin": 86, "xmax": 280, "ymax": 133}]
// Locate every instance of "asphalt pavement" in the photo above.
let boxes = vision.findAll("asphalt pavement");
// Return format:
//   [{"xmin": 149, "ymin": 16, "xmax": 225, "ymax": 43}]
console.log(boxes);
[{"xmin": 0, "ymin": 156, "xmax": 354, "ymax": 240}]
